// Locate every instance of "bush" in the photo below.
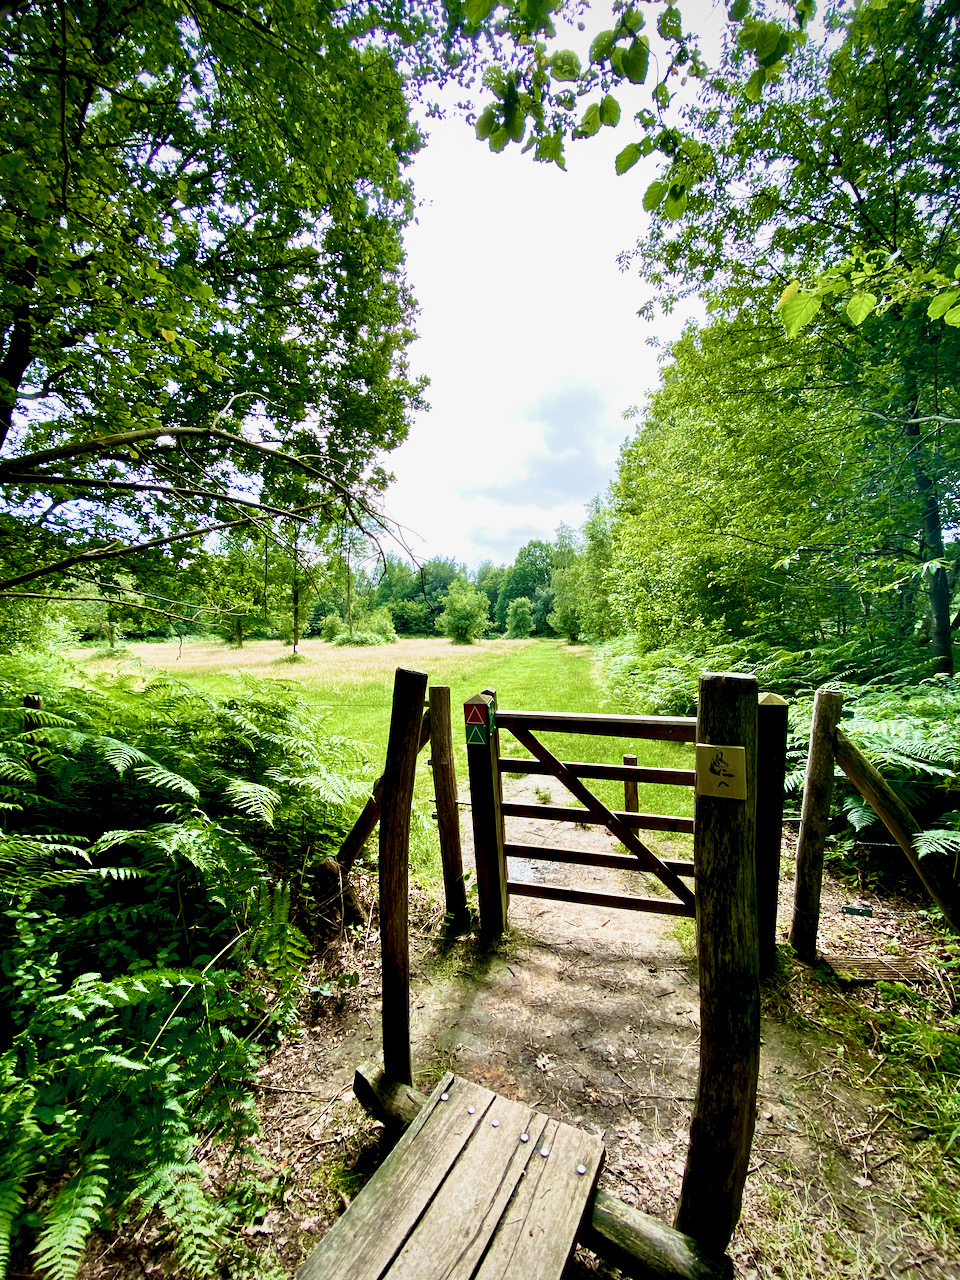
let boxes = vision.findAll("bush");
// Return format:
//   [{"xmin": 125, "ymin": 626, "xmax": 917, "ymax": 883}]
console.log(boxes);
[
  {"xmin": 505, "ymin": 596, "xmax": 533, "ymax": 639},
  {"xmin": 332, "ymin": 629, "xmax": 386, "ymax": 646},
  {"xmin": 436, "ymin": 581, "xmax": 489, "ymax": 645},
  {"xmin": 318, "ymin": 612, "xmax": 345, "ymax": 642}
]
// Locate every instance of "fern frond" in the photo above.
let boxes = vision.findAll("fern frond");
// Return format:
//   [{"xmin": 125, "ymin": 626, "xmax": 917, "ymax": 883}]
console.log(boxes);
[
  {"xmin": 93, "ymin": 736, "xmax": 152, "ymax": 773},
  {"xmin": 133, "ymin": 764, "xmax": 199, "ymax": 800},
  {"xmin": 33, "ymin": 1153, "xmax": 109, "ymax": 1280},
  {"xmin": 222, "ymin": 779, "xmax": 278, "ymax": 825}
]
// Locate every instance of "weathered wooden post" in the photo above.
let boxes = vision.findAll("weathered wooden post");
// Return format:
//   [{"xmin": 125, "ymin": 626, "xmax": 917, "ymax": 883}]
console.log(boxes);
[
  {"xmin": 623, "ymin": 753, "xmax": 639, "ymax": 814},
  {"xmin": 429, "ymin": 685, "xmax": 470, "ymax": 934},
  {"xmin": 756, "ymin": 693, "xmax": 789, "ymax": 977},
  {"xmin": 379, "ymin": 667, "xmax": 428, "ymax": 1087},
  {"xmin": 789, "ymin": 687, "xmax": 844, "ymax": 965},
  {"xmin": 676, "ymin": 672, "xmax": 759, "ymax": 1255},
  {"xmin": 465, "ymin": 690, "xmax": 507, "ymax": 943}
]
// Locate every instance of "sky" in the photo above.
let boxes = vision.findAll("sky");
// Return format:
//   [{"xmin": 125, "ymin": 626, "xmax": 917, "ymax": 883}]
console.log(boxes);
[{"xmin": 381, "ymin": 20, "xmax": 714, "ymax": 573}]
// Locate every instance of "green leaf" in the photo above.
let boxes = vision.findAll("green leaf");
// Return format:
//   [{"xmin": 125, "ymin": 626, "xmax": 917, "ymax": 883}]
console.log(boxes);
[
  {"xmin": 505, "ymin": 107, "xmax": 525, "ymax": 143},
  {"xmin": 616, "ymin": 143, "xmax": 642, "ymax": 175},
  {"xmin": 643, "ymin": 180, "xmax": 668, "ymax": 211},
  {"xmin": 776, "ymin": 280, "xmax": 800, "ymax": 310},
  {"xmin": 599, "ymin": 95, "xmax": 621, "ymax": 126},
  {"xmin": 780, "ymin": 292, "xmax": 822, "ymax": 337},
  {"xmin": 745, "ymin": 68, "xmax": 765, "ymax": 101},
  {"xmin": 730, "ymin": 0, "xmax": 750, "ymax": 18},
  {"xmin": 464, "ymin": 0, "xmax": 496, "ymax": 24},
  {"xmin": 927, "ymin": 289, "xmax": 960, "ymax": 320},
  {"xmin": 578, "ymin": 103, "xmax": 601, "ymax": 137},
  {"xmin": 663, "ymin": 183, "xmax": 688, "ymax": 220},
  {"xmin": 943, "ymin": 305, "xmax": 960, "ymax": 327},
  {"xmin": 623, "ymin": 6, "xmax": 645, "ymax": 31},
  {"xmin": 658, "ymin": 6, "xmax": 683, "ymax": 41},
  {"xmin": 589, "ymin": 29, "xmax": 616, "ymax": 63},
  {"xmin": 476, "ymin": 107, "xmax": 497, "ymax": 141},
  {"xmin": 550, "ymin": 49, "xmax": 581, "ymax": 82},
  {"xmin": 846, "ymin": 292, "xmax": 877, "ymax": 325},
  {"xmin": 621, "ymin": 37, "xmax": 650, "ymax": 84}
]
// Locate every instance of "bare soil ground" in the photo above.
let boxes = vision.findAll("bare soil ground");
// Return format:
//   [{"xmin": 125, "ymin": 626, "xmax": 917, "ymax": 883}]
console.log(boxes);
[{"xmin": 81, "ymin": 774, "xmax": 960, "ymax": 1280}]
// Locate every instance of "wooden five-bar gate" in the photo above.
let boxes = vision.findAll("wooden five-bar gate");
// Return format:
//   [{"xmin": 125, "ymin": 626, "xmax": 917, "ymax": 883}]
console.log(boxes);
[{"xmin": 464, "ymin": 686, "xmax": 789, "ymax": 974}]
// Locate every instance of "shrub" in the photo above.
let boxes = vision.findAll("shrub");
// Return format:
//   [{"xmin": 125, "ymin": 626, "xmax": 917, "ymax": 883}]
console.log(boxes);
[
  {"xmin": 318, "ymin": 612, "xmax": 345, "ymax": 642},
  {"xmin": 436, "ymin": 582, "xmax": 489, "ymax": 645},
  {"xmin": 332, "ymin": 630, "xmax": 385, "ymax": 646},
  {"xmin": 505, "ymin": 596, "xmax": 533, "ymax": 639}
]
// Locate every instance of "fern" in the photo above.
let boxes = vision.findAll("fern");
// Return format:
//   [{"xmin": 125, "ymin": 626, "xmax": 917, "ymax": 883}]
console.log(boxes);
[
  {"xmin": 33, "ymin": 1155, "xmax": 110, "ymax": 1280},
  {"xmin": 223, "ymin": 778, "xmax": 279, "ymax": 824}
]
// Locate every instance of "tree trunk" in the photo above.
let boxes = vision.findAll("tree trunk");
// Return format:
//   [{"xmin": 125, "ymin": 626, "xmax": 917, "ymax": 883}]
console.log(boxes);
[{"xmin": 907, "ymin": 417, "xmax": 952, "ymax": 674}]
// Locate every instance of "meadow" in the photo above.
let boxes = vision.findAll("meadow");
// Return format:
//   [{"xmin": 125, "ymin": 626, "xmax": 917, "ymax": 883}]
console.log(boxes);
[{"xmin": 100, "ymin": 635, "xmax": 695, "ymax": 879}]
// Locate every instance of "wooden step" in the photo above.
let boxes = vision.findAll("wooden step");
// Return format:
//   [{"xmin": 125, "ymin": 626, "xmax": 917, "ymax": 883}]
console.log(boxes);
[{"xmin": 296, "ymin": 1073, "xmax": 604, "ymax": 1280}]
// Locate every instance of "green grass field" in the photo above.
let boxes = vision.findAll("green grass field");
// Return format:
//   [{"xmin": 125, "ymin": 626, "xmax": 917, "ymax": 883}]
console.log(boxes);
[{"xmin": 93, "ymin": 635, "xmax": 694, "ymax": 879}]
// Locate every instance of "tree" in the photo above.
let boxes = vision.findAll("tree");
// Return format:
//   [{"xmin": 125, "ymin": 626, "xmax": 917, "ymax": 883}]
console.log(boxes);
[
  {"xmin": 436, "ymin": 579, "xmax": 489, "ymax": 645},
  {"xmin": 0, "ymin": 0, "xmax": 425, "ymax": 623},
  {"xmin": 495, "ymin": 539, "xmax": 555, "ymax": 629},
  {"xmin": 505, "ymin": 595, "xmax": 533, "ymax": 638},
  {"xmin": 623, "ymin": 0, "xmax": 960, "ymax": 670}
]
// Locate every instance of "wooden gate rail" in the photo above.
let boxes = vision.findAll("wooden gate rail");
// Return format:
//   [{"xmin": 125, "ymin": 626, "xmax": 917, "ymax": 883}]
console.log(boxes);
[
  {"xmin": 496, "ymin": 708, "xmax": 697, "ymax": 741},
  {"xmin": 502, "ymin": 800, "xmax": 694, "ymax": 833},
  {"xmin": 502, "ymin": 755, "xmax": 695, "ymax": 786},
  {"xmin": 504, "ymin": 843, "xmax": 694, "ymax": 877}
]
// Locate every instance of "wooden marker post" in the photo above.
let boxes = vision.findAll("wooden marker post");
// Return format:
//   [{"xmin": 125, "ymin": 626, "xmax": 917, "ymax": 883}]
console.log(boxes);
[
  {"xmin": 623, "ymin": 753, "xmax": 639, "ymax": 814},
  {"xmin": 465, "ymin": 690, "xmax": 507, "ymax": 942},
  {"xmin": 789, "ymin": 687, "xmax": 844, "ymax": 964},
  {"xmin": 379, "ymin": 667, "xmax": 429, "ymax": 1087},
  {"xmin": 429, "ymin": 685, "xmax": 470, "ymax": 934},
  {"xmin": 756, "ymin": 693, "xmax": 789, "ymax": 977},
  {"xmin": 677, "ymin": 672, "xmax": 759, "ymax": 1255}
]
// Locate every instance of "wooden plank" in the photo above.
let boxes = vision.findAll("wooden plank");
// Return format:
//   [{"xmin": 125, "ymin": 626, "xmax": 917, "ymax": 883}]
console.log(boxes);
[
  {"xmin": 508, "ymin": 725, "xmax": 696, "ymax": 909},
  {"xmin": 507, "ymin": 880, "xmax": 695, "ymax": 917},
  {"xmin": 502, "ymin": 801, "xmax": 694, "ymax": 834},
  {"xmin": 505, "ymin": 842, "xmax": 695, "ymax": 878},
  {"xmin": 496, "ymin": 710, "xmax": 697, "ymax": 742},
  {"xmin": 296, "ymin": 1074, "xmax": 493, "ymax": 1280},
  {"xmin": 499, "ymin": 758, "xmax": 695, "ymax": 787},
  {"xmin": 349, "ymin": 1079, "xmax": 733, "ymax": 1280},
  {"xmin": 474, "ymin": 1114, "xmax": 604, "ymax": 1280},
  {"xmin": 387, "ymin": 1096, "xmax": 551, "ymax": 1280}
]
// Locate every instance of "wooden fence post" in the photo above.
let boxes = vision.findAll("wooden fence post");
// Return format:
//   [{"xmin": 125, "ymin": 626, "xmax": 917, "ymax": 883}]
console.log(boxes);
[
  {"xmin": 756, "ymin": 693, "xmax": 789, "ymax": 977},
  {"xmin": 379, "ymin": 667, "xmax": 429, "ymax": 1087},
  {"xmin": 789, "ymin": 688, "xmax": 844, "ymax": 965},
  {"xmin": 623, "ymin": 753, "xmax": 639, "ymax": 814},
  {"xmin": 465, "ymin": 690, "xmax": 507, "ymax": 943},
  {"xmin": 429, "ymin": 685, "xmax": 470, "ymax": 934},
  {"xmin": 676, "ymin": 672, "xmax": 759, "ymax": 1255}
]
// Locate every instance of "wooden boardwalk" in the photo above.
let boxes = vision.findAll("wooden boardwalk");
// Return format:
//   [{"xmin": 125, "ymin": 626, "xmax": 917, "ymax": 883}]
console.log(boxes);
[{"xmin": 296, "ymin": 1073, "xmax": 604, "ymax": 1280}]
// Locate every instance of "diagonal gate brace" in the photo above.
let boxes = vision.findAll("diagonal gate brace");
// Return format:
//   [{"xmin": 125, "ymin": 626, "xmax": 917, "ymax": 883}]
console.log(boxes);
[{"xmin": 507, "ymin": 725, "xmax": 696, "ymax": 910}]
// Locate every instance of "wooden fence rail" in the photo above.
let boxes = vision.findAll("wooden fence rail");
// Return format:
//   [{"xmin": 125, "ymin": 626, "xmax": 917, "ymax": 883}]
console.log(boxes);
[{"xmin": 791, "ymin": 688, "xmax": 960, "ymax": 958}]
